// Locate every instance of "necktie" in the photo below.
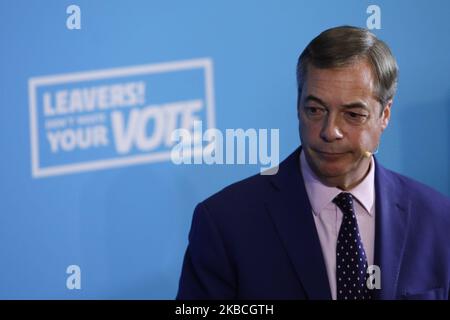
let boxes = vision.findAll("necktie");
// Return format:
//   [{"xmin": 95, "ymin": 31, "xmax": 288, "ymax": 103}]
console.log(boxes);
[{"xmin": 333, "ymin": 192, "xmax": 372, "ymax": 300}]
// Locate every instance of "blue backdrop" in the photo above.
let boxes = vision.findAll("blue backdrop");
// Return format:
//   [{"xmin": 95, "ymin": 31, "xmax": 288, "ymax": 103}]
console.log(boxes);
[{"xmin": 0, "ymin": 0, "xmax": 449, "ymax": 299}]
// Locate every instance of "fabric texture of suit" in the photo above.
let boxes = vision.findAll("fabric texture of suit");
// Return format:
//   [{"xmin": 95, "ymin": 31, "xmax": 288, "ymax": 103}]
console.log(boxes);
[{"xmin": 177, "ymin": 147, "xmax": 450, "ymax": 300}]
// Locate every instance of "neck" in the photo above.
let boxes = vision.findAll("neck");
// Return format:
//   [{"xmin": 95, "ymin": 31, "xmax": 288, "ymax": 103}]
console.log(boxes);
[{"xmin": 336, "ymin": 161, "xmax": 371, "ymax": 190}]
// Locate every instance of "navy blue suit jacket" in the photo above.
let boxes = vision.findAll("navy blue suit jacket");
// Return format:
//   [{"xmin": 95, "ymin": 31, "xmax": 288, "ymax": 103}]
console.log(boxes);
[{"xmin": 177, "ymin": 147, "xmax": 450, "ymax": 299}]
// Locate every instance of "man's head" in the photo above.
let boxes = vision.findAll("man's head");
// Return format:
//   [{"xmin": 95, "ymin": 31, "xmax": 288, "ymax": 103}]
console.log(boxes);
[{"xmin": 297, "ymin": 26, "xmax": 398, "ymax": 190}]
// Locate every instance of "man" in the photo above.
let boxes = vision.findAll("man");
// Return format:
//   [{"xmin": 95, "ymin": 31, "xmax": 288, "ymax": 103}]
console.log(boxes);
[{"xmin": 177, "ymin": 26, "xmax": 450, "ymax": 300}]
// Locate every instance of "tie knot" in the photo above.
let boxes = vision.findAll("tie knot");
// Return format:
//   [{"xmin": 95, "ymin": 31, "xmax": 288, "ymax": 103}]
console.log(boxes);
[{"xmin": 333, "ymin": 192, "xmax": 354, "ymax": 215}]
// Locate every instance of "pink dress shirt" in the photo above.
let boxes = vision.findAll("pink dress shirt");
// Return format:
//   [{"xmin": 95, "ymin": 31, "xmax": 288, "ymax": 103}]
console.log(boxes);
[{"xmin": 299, "ymin": 149, "xmax": 376, "ymax": 300}]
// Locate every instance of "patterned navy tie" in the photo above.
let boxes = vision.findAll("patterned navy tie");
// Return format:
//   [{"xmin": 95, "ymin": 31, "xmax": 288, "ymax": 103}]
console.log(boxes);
[{"xmin": 333, "ymin": 192, "xmax": 372, "ymax": 300}]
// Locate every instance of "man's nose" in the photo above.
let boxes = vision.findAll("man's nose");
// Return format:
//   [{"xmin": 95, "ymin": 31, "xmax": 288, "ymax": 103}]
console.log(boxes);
[{"xmin": 320, "ymin": 115, "xmax": 343, "ymax": 142}]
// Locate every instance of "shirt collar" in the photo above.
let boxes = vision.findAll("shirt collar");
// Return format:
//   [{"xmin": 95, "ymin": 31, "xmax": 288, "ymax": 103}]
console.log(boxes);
[{"xmin": 299, "ymin": 148, "xmax": 375, "ymax": 216}]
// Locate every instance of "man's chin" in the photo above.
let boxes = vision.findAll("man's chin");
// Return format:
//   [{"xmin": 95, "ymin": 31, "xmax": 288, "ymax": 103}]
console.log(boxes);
[{"xmin": 310, "ymin": 162, "xmax": 350, "ymax": 179}]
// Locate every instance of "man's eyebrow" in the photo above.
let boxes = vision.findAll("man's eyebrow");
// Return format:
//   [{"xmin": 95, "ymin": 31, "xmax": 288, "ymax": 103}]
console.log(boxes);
[
  {"xmin": 304, "ymin": 95, "xmax": 370, "ymax": 111},
  {"xmin": 341, "ymin": 102, "xmax": 370, "ymax": 111},
  {"xmin": 304, "ymin": 95, "xmax": 328, "ymax": 107}
]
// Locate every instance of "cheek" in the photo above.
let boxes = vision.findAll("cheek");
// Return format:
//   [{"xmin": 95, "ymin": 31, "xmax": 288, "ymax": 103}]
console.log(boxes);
[
  {"xmin": 299, "ymin": 118, "xmax": 319, "ymax": 139},
  {"xmin": 355, "ymin": 127, "xmax": 381, "ymax": 150},
  {"xmin": 300, "ymin": 126, "xmax": 317, "ymax": 146}
]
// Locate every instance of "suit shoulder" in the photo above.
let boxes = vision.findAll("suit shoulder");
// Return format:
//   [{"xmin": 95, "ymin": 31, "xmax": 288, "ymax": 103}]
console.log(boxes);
[
  {"xmin": 201, "ymin": 172, "xmax": 272, "ymax": 211},
  {"xmin": 391, "ymin": 169, "xmax": 449, "ymax": 202},
  {"xmin": 383, "ymin": 167, "xmax": 450, "ymax": 219}
]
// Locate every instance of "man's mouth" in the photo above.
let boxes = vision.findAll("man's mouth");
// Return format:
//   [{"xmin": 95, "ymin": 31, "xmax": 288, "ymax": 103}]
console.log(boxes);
[
  {"xmin": 317, "ymin": 151, "xmax": 347, "ymax": 155},
  {"xmin": 310, "ymin": 148, "xmax": 349, "ymax": 159}
]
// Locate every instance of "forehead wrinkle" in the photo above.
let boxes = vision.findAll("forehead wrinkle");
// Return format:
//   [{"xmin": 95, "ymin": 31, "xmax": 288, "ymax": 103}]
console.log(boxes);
[{"xmin": 304, "ymin": 63, "xmax": 377, "ymax": 109}]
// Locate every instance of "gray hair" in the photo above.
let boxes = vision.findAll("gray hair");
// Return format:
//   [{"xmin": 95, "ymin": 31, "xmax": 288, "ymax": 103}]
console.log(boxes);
[{"xmin": 297, "ymin": 26, "xmax": 399, "ymax": 110}]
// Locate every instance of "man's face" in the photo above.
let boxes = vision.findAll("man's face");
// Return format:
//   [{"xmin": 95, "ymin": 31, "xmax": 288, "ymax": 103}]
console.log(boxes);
[{"xmin": 298, "ymin": 59, "xmax": 391, "ymax": 189}]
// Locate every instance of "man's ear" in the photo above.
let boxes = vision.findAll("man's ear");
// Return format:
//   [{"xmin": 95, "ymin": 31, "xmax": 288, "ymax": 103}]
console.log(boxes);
[{"xmin": 380, "ymin": 99, "xmax": 392, "ymax": 131}]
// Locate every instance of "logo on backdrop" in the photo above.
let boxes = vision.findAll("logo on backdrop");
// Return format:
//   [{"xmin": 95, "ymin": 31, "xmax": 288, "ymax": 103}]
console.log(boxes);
[{"xmin": 28, "ymin": 58, "xmax": 215, "ymax": 178}]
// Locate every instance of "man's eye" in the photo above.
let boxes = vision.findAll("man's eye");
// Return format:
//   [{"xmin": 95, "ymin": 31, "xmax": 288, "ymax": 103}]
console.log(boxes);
[
  {"xmin": 345, "ymin": 112, "xmax": 368, "ymax": 123},
  {"xmin": 305, "ymin": 107, "xmax": 325, "ymax": 116}
]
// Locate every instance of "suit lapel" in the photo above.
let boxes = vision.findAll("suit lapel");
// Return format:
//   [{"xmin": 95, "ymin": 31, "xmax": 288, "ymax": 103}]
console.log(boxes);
[
  {"xmin": 373, "ymin": 158, "xmax": 411, "ymax": 300},
  {"xmin": 265, "ymin": 147, "xmax": 332, "ymax": 299}
]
